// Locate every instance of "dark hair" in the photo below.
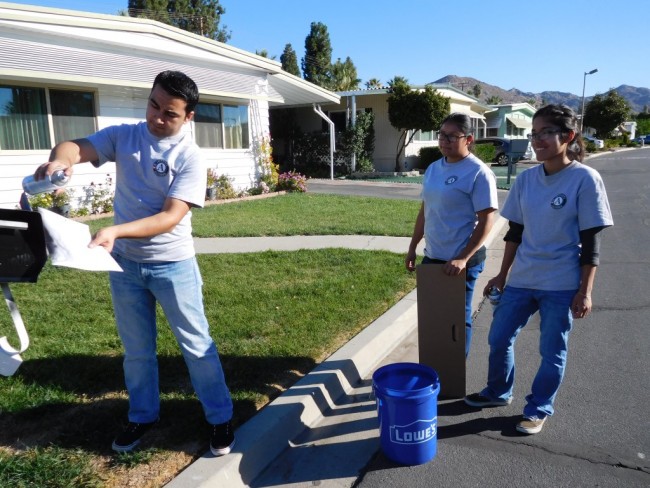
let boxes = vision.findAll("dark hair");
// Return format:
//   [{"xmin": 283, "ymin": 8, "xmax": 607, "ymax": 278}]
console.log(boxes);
[
  {"xmin": 440, "ymin": 112, "xmax": 473, "ymax": 136},
  {"xmin": 152, "ymin": 70, "xmax": 199, "ymax": 113},
  {"xmin": 533, "ymin": 104, "xmax": 584, "ymax": 162}
]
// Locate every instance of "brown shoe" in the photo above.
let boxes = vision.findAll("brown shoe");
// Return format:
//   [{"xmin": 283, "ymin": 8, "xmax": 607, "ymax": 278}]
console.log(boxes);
[{"xmin": 516, "ymin": 416, "xmax": 546, "ymax": 434}]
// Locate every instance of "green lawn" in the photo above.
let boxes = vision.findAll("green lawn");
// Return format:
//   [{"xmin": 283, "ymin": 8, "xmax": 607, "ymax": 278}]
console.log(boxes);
[
  {"xmin": 346, "ymin": 162, "xmax": 532, "ymax": 190},
  {"xmin": 0, "ymin": 194, "xmax": 419, "ymax": 488}
]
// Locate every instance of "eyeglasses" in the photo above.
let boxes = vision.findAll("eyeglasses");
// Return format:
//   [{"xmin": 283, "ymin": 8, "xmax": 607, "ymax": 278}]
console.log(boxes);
[
  {"xmin": 437, "ymin": 133, "xmax": 468, "ymax": 143},
  {"xmin": 528, "ymin": 129, "xmax": 562, "ymax": 141}
]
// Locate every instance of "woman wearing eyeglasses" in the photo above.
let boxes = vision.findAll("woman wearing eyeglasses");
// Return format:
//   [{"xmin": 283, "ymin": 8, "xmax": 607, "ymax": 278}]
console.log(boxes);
[
  {"xmin": 464, "ymin": 104, "xmax": 613, "ymax": 435},
  {"xmin": 406, "ymin": 112, "xmax": 498, "ymax": 357}
]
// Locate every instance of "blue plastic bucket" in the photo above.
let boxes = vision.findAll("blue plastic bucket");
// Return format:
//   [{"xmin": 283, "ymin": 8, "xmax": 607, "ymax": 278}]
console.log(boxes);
[{"xmin": 373, "ymin": 362, "xmax": 440, "ymax": 465}]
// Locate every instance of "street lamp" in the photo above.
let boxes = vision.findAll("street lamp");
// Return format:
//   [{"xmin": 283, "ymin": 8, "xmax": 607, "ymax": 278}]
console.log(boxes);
[{"xmin": 580, "ymin": 68, "xmax": 598, "ymax": 133}]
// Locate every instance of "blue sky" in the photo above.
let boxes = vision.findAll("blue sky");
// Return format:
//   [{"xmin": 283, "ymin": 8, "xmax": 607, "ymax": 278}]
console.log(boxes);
[{"xmin": 6, "ymin": 0, "xmax": 645, "ymax": 96}]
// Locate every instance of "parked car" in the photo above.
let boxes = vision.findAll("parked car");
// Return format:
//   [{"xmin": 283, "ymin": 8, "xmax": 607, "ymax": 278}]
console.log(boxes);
[
  {"xmin": 521, "ymin": 141, "xmax": 536, "ymax": 161},
  {"xmin": 583, "ymin": 135, "xmax": 604, "ymax": 149},
  {"xmin": 633, "ymin": 135, "xmax": 650, "ymax": 145},
  {"xmin": 474, "ymin": 137, "xmax": 528, "ymax": 165}
]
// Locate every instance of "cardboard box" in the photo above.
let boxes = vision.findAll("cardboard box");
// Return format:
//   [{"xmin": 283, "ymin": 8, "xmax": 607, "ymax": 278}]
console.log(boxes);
[{"xmin": 416, "ymin": 264, "xmax": 466, "ymax": 398}]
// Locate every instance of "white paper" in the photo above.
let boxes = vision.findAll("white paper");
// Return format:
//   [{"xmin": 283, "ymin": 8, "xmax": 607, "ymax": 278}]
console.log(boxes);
[{"xmin": 37, "ymin": 208, "xmax": 123, "ymax": 272}]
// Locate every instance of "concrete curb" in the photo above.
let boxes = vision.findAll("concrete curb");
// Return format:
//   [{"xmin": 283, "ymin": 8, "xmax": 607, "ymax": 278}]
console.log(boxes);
[{"xmin": 167, "ymin": 217, "xmax": 507, "ymax": 487}]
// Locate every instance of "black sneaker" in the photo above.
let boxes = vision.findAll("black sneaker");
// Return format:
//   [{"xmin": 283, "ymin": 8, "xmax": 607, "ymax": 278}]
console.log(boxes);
[
  {"xmin": 210, "ymin": 420, "xmax": 235, "ymax": 456},
  {"xmin": 464, "ymin": 392, "xmax": 513, "ymax": 408},
  {"xmin": 111, "ymin": 420, "xmax": 158, "ymax": 453}
]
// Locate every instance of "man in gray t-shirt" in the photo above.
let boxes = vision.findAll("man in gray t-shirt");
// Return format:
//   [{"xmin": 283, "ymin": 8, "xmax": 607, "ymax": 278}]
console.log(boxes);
[{"xmin": 33, "ymin": 71, "xmax": 235, "ymax": 456}]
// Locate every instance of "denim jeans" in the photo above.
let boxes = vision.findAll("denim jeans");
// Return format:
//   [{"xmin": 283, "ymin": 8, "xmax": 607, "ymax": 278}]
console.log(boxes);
[
  {"xmin": 109, "ymin": 254, "xmax": 233, "ymax": 425},
  {"xmin": 481, "ymin": 286, "xmax": 575, "ymax": 419},
  {"xmin": 421, "ymin": 257, "xmax": 485, "ymax": 357}
]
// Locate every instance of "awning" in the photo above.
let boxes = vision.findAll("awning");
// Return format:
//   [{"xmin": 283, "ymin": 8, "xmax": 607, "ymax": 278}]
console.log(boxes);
[
  {"xmin": 455, "ymin": 108, "xmax": 485, "ymax": 119},
  {"xmin": 506, "ymin": 115, "xmax": 532, "ymax": 129}
]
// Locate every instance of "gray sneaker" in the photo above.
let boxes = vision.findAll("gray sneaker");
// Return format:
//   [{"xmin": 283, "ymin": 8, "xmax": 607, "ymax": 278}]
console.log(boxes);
[{"xmin": 464, "ymin": 392, "xmax": 513, "ymax": 408}]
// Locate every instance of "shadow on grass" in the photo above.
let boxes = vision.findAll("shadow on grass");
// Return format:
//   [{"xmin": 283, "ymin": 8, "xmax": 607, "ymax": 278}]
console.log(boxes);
[{"xmin": 0, "ymin": 353, "xmax": 316, "ymax": 456}]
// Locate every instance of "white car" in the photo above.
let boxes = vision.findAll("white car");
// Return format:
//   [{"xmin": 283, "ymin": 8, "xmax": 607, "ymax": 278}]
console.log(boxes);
[{"xmin": 583, "ymin": 135, "xmax": 604, "ymax": 149}]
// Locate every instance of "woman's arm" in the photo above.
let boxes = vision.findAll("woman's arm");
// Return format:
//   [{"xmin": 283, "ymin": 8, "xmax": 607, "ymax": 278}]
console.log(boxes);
[
  {"xmin": 405, "ymin": 202, "xmax": 425, "ymax": 272},
  {"xmin": 445, "ymin": 208, "xmax": 496, "ymax": 276}
]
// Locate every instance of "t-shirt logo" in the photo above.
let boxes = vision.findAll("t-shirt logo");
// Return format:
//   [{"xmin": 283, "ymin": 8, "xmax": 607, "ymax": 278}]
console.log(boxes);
[
  {"xmin": 551, "ymin": 193, "xmax": 568, "ymax": 209},
  {"xmin": 445, "ymin": 176, "xmax": 458, "ymax": 185},
  {"xmin": 152, "ymin": 159, "xmax": 170, "ymax": 177}
]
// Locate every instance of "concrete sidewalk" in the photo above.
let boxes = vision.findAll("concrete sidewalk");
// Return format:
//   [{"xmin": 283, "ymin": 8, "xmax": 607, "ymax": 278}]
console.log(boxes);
[{"xmin": 167, "ymin": 218, "xmax": 507, "ymax": 487}]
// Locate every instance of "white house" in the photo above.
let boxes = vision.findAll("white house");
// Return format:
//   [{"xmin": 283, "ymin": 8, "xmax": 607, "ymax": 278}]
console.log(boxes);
[
  {"xmin": 0, "ymin": 2, "xmax": 339, "ymax": 209},
  {"xmin": 275, "ymin": 84, "xmax": 490, "ymax": 172}
]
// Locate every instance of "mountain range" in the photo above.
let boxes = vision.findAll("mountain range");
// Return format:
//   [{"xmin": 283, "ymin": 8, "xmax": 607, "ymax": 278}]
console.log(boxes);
[{"xmin": 433, "ymin": 75, "xmax": 650, "ymax": 113}]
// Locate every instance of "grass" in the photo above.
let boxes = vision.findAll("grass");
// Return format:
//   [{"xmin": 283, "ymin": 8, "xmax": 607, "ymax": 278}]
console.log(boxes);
[
  {"xmin": 0, "ymin": 194, "xmax": 418, "ymax": 488},
  {"xmin": 345, "ymin": 162, "xmax": 532, "ymax": 190},
  {"xmin": 87, "ymin": 193, "xmax": 421, "ymax": 237}
]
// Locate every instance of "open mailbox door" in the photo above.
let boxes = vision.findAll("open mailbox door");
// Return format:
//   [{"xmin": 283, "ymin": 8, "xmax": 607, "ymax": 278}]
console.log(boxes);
[{"xmin": 0, "ymin": 209, "xmax": 47, "ymax": 376}]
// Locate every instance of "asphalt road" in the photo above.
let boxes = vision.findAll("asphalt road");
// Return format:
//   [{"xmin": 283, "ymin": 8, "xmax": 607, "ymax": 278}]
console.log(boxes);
[{"xmin": 352, "ymin": 148, "xmax": 650, "ymax": 487}]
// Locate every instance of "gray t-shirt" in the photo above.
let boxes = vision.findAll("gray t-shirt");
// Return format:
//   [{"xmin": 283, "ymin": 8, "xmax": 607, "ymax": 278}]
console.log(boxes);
[
  {"xmin": 87, "ymin": 122, "xmax": 206, "ymax": 262},
  {"xmin": 502, "ymin": 161, "xmax": 613, "ymax": 290},
  {"xmin": 421, "ymin": 153, "xmax": 498, "ymax": 261}
]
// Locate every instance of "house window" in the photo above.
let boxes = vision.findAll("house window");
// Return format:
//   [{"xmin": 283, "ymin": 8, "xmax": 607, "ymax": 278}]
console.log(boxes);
[
  {"xmin": 0, "ymin": 85, "xmax": 96, "ymax": 150},
  {"xmin": 194, "ymin": 103, "xmax": 223, "ymax": 148},
  {"xmin": 223, "ymin": 105, "xmax": 249, "ymax": 149},
  {"xmin": 413, "ymin": 129, "xmax": 436, "ymax": 142},
  {"xmin": 50, "ymin": 89, "xmax": 96, "ymax": 143},
  {"xmin": 194, "ymin": 102, "xmax": 249, "ymax": 149},
  {"xmin": 486, "ymin": 128, "xmax": 498, "ymax": 137}
]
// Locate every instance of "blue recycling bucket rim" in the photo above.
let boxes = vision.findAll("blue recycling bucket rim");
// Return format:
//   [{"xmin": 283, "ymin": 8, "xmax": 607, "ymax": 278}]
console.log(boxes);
[{"xmin": 373, "ymin": 362, "xmax": 440, "ymax": 399}]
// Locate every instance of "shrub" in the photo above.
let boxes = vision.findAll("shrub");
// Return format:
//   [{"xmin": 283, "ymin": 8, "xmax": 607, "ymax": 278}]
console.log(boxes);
[
  {"xmin": 472, "ymin": 143, "xmax": 496, "ymax": 164},
  {"xmin": 277, "ymin": 171, "xmax": 307, "ymax": 193},
  {"xmin": 356, "ymin": 157, "xmax": 374, "ymax": 173},
  {"xmin": 207, "ymin": 168, "xmax": 218, "ymax": 188},
  {"xmin": 584, "ymin": 141, "xmax": 597, "ymax": 153},
  {"xmin": 216, "ymin": 174, "xmax": 239, "ymax": 200},
  {"xmin": 28, "ymin": 191, "xmax": 54, "ymax": 209},
  {"xmin": 418, "ymin": 147, "xmax": 443, "ymax": 170}
]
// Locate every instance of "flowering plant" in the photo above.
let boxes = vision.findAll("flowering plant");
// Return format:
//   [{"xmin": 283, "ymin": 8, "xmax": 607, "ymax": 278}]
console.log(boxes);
[
  {"xmin": 207, "ymin": 168, "xmax": 218, "ymax": 188},
  {"xmin": 276, "ymin": 170, "xmax": 307, "ymax": 193}
]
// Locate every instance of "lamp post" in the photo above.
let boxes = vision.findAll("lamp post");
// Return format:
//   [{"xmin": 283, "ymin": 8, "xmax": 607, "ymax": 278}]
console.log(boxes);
[{"xmin": 580, "ymin": 68, "xmax": 598, "ymax": 133}]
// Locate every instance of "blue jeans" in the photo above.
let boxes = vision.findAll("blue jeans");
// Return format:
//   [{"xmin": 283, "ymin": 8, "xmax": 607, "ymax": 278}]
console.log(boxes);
[
  {"xmin": 421, "ymin": 257, "xmax": 485, "ymax": 356},
  {"xmin": 481, "ymin": 286, "xmax": 575, "ymax": 419},
  {"xmin": 109, "ymin": 254, "xmax": 233, "ymax": 425}
]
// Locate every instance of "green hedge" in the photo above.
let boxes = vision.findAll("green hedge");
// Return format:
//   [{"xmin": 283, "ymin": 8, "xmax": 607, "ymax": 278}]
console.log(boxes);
[
  {"xmin": 472, "ymin": 143, "xmax": 496, "ymax": 164},
  {"xmin": 418, "ymin": 147, "xmax": 443, "ymax": 170}
]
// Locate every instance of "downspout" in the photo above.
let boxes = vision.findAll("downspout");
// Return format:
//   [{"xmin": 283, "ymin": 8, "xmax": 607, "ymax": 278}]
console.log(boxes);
[{"xmin": 313, "ymin": 104, "xmax": 336, "ymax": 180}]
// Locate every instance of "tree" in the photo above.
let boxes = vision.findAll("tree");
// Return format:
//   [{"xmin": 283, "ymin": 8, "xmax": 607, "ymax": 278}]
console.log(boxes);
[
  {"xmin": 470, "ymin": 84, "xmax": 481, "ymax": 98},
  {"xmin": 635, "ymin": 110, "xmax": 650, "ymax": 135},
  {"xmin": 127, "ymin": 0, "xmax": 231, "ymax": 42},
  {"xmin": 485, "ymin": 95, "xmax": 502, "ymax": 105},
  {"xmin": 330, "ymin": 57, "xmax": 360, "ymax": 91},
  {"xmin": 365, "ymin": 78, "xmax": 382, "ymax": 89},
  {"xmin": 301, "ymin": 22, "xmax": 332, "ymax": 88},
  {"xmin": 255, "ymin": 49, "xmax": 276, "ymax": 60},
  {"xmin": 280, "ymin": 44, "xmax": 300, "ymax": 77},
  {"xmin": 583, "ymin": 89, "xmax": 631, "ymax": 138},
  {"xmin": 387, "ymin": 77, "xmax": 450, "ymax": 171}
]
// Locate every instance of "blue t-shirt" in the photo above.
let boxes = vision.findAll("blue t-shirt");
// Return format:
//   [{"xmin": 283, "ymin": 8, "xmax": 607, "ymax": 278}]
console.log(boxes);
[
  {"xmin": 502, "ymin": 161, "xmax": 613, "ymax": 290},
  {"xmin": 87, "ymin": 122, "xmax": 206, "ymax": 263},
  {"xmin": 421, "ymin": 153, "xmax": 498, "ymax": 261}
]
